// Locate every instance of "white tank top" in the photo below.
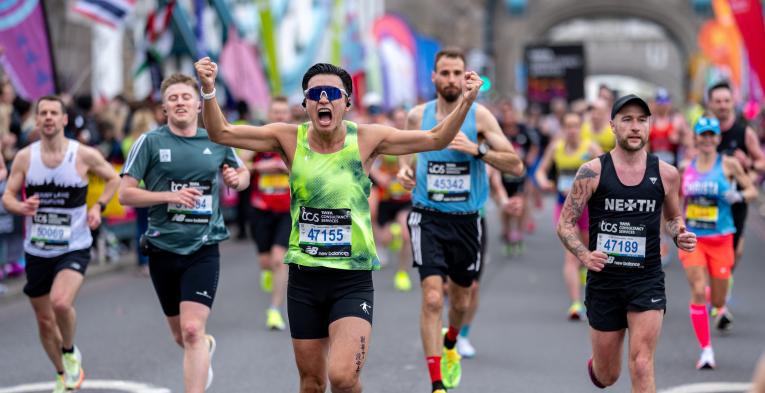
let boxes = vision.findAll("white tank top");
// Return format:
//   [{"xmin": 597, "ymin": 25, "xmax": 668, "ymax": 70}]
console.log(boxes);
[{"xmin": 24, "ymin": 140, "xmax": 92, "ymax": 257}]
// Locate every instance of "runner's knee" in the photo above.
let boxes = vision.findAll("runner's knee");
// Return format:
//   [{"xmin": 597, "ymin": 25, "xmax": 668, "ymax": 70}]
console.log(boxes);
[
  {"xmin": 422, "ymin": 287, "xmax": 443, "ymax": 313},
  {"xmin": 328, "ymin": 368, "xmax": 360, "ymax": 393},
  {"xmin": 298, "ymin": 373, "xmax": 326, "ymax": 393},
  {"xmin": 180, "ymin": 320, "xmax": 205, "ymax": 345},
  {"xmin": 629, "ymin": 352, "xmax": 653, "ymax": 381}
]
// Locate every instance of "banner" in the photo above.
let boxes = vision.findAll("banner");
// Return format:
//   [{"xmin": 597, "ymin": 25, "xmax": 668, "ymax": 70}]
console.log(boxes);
[
  {"xmin": 72, "ymin": 0, "xmax": 135, "ymax": 29},
  {"xmin": 219, "ymin": 29, "xmax": 271, "ymax": 114},
  {"xmin": 0, "ymin": 0, "xmax": 55, "ymax": 100},
  {"xmin": 728, "ymin": 0, "xmax": 765, "ymax": 94},
  {"xmin": 524, "ymin": 44, "xmax": 585, "ymax": 112}
]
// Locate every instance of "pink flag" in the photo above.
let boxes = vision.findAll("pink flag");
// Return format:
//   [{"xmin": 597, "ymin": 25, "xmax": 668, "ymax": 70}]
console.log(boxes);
[{"xmin": 219, "ymin": 30, "xmax": 271, "ymax": 114}]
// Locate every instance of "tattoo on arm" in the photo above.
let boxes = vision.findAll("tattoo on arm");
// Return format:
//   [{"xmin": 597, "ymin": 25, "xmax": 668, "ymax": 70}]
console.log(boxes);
[
  {"xmin": 354, "ymin": 336, "xmax": 367, "ymax": 374},
  {"xmin": 556, "ymin": 166, "xmax": 598, "ymax": 261},
  {"xmin": 665, "ymin": 216, "xmax": 682, "ymax": 239}
]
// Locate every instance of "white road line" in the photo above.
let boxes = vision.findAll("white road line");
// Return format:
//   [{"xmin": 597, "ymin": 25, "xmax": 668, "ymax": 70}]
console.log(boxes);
[
  {"xmin": 0, "ymin": 379, "xmax": 171, "ymax": 393},
  {"xmin": 659, "ymin": 382, "xmax": 753, "ymax": 393}
]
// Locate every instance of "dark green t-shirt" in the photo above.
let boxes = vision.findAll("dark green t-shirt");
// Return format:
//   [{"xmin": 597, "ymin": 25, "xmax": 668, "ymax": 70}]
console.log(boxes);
[{"xmin": 121, "ymin": 126, "xmax": 243, "ymax": 255}]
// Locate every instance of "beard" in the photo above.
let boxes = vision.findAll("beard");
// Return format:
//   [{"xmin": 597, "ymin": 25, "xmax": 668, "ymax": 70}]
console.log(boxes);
[
  {"xmin": 617, "ymin": 136, "xmax": 647, "ymax": 152},
  {"xmin": 437, "ymin": 85, "xmax": 461, "ymax": 103}
]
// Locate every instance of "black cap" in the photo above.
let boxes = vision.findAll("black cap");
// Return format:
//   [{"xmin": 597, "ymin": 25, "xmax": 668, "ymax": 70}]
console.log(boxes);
[{"xmin": 611, "ymin": 94, "xmax": 651, "ymax": 119}]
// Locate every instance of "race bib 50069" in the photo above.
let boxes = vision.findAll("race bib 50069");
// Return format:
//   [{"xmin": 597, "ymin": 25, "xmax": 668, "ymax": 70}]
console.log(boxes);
[{"xmin": 30, "ymin": 212, "xmax": 72, "ymax": 251}]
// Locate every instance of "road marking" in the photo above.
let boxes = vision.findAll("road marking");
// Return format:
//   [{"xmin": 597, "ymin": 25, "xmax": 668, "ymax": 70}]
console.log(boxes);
[
  {"xmin": 659, "ymin": 382, "xmax": 752, "ymax": 393},
  {"xmin": 0, "ymin": 379, "xmax": 171, "ymax": 393}
]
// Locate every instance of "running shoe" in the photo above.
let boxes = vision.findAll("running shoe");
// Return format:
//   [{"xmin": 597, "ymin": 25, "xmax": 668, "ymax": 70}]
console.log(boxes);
[
  {"xmin": 568, "ymin": 301, "xmax": 584, "ymax": 321},
  {"xmin": 52, "ymin": 374, "xmax": 66, "ymax": 393},
  {"xmin": 441, "ymin": 347, "xmax": 462, "ymax": 388},
  {"xmin": 432, "ymin": 380, "xmax": 447, "ymax": 393},
  {"xmin": 394, "ymin": 270, "xmax": 412, "ymax": 292},
  {"xmin": 62, "ymin": 346, "xmax": 84, "ymax": 390},
  {"xmin": 456, "ymin": 336, "xmax": 476, "ymax": 358},
  {"xmin": 260, "ymin": 270, "xmax": 273, "ymax": 293},
  {"xmin": 205, "ymin": 334, "xmax": 216, "ymax": 390},
  {"xmin": 696, "ymin": 347, "xmax": 715, "ymax": 370},
  {"xmin": 713, "ymin": 307, "xmax": 733, "ymax": 331},
  {"xmin": 266, "ymin": 308, "xmax": 286, "ymax": 331}
]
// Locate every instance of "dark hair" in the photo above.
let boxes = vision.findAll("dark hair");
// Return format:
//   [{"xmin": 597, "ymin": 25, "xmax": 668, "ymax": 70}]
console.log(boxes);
[
  {"xmin": 271, "ymin": 95, "xmax": 289, "ymax": 104},
  {"xmin": 35, "ymin": 95, "xmax": 66, "ymax": 114},
  {"xmin": 707, "ymin": 81, "xmax": 731, "ymax": 100},
  {"xmin": 434, "ymin": 47, "xmax": 466, "ymax": 70},
  {"xmin": 301, "ymin": 63, "xmax": 353, "ymax": 97}
]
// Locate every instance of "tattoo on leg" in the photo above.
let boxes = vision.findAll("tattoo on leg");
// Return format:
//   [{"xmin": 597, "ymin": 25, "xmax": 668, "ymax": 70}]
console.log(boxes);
[{"xmin": 355, "ymin": 336, "xmax": 367, "ymax": 374}]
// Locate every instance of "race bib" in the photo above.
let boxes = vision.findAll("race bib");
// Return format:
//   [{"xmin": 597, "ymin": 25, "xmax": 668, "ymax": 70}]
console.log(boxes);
[
  {"xmin": 298, "ymin": 207, "xmax": 352, "ymax": 258},
  {"xmin": 167, "ymin": 180, "xmax": 213, "ymax": 224},
  {"xmin": 557, "ymin": 175, "xmax": 575, "ymax": 194},
  {"xmin": 686, "ymin": 196, "xmax": 718, "ymax": 230},
  {"xmin": 426, "ymin": 161, "xmax": 470, "ymax": 202},
  {"xmin": 30, "ymin": 212, "xmax": 71, "ymax": 251},
  {"xmin": 257, "ymin": 173, "xmax": 289, "ymax": 194},
  {"xmin": 595, "ymin": 219, "xmax": 647, "ymax": 268}
]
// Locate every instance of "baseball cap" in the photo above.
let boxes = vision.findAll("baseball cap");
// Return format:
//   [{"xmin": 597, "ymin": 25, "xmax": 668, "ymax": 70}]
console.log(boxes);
[
  {"xmin": 655, "ymin": 88, "xmax": 671, "ymax": 104},
  {"xmin": 611, "ymin": 94, "xmax": 651, "ymax": 119},
  {"xmin": 694, "ymin": 116, "xmax": 720, "ymax": 135}
]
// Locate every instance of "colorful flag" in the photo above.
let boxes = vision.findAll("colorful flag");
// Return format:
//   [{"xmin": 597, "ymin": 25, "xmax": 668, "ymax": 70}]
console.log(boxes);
[
  {"xmin": 219, "ymin": 29, "xmax": 271, "ymax": 114},
  {"xmin": 132, "ymin": 1, "xmax": 175, "ymax": 99},
  {"xmin": 728, "ymin": 0, "xmax": 765, "ymax": 94},
  {"xmin": 72, "ymin": 0, "xmax": 136, "ymax": 29},
  {"xmin": 0, "ymin": 0, "xmax": 56, "ymax": 100}
]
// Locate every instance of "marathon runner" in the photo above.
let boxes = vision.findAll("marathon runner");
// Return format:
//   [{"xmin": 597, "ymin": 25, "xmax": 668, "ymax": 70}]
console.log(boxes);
[
  {"xmin": 678, "ymin": 116, "xmax": 757, "ymax": 368},
  {"xmin": 707, "ymin": 82, "xmax": 765, "ymax": 273},
  {"xmin": 556, "ymin": 94, "xmax": 696, "ymax": 392},
  {"xmin": 397, "ymin": 47, "xmax": 523, "ymax": 392},
  {"xmin": 496, "ymin": 101, "xmax": 539, "ymax": 255},
  {"xmin": 582, "ymin": 98, "xmax": 615, "ymax": 153},
  {"xmin": 195, "ymin": 57, "xmax": 484, "ymax": 393},
  {"xmin": 2, "ymin": 95, "xmax": 120, "ymax": 393},
  {"xmin": 119, "ymin": 73, "xmax": 250, "ymax": 392},
  {"xmin": 536, "ymin": 112, "xmax": 602, "ymax": 320},
  {"xmin": 240, "ymin": 96, "xmax": 292, "ymax": 330}
]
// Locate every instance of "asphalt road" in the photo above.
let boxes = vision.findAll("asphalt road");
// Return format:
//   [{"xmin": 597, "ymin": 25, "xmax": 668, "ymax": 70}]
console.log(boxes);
[{"xmin": 1, "ymin": 200, "xmax": 764, "ymax": 393}]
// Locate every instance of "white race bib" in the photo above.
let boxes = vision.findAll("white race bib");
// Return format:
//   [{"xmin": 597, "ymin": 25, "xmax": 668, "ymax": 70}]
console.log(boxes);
[
  {"xmin": 298, "ymin": 207, "xmax": 352, "ymax": 258},
  {"xmin": 426, "ymin": 161, "xmax": 470, "ymax": 202},
  {"xmin": 168, "ymin": 180, "xmax": 213, "ymax": 224},
  {"xmin": 30, "ymin": 212, "xmax": 72, "ymax": 251}
]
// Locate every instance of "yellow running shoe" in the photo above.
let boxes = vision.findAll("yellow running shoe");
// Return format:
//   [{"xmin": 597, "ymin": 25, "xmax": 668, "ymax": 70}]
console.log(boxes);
[
  {"xmin": 389, "ymin": 223, "xmax": 403, "ymax": 251},
  {"xmin": 568, "ymin": 301, "xmax": 584, "ymax": 321},
  {"xmin": 441, "ymin": 347, "xmax": 462, "ymax": 388},
  {"xmin": 52, "ymin": 374, "xmax": 66, "ymax": 393},
  {"xmin": 394, "ymin": 270, "xmax": 412, "ymax": 292},
  {"xmin": 260, "ymin": 270, "xmax": 273, "ymax": 293},
  {"xmin": 266, "ymin": 308, "xmax": 286, "ymax": 331},
  {"xmin": 62, "ymin": 346, "xmax": 84, "ymax": 390}
]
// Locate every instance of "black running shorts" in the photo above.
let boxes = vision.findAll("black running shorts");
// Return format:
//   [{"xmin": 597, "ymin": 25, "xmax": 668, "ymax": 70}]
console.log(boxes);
[
  {"xmin": 287, "ymin": 264, "xmax": 374, "ymax": 339},
  {"xmin": 24, "ymin": 249, "xmax": 90, "ymax": 298},
  {"xmin": 377, "ymin": 201, "xmax": 411, "ymax": 226},
  {"xmin": 147, "ymin": 243, "xmax": 220, "ymax": 316},
  {"xmin": 407, "ymin": 207, "xmax": 482, "ymax": 288},
  {"xmin": 250, "ymin": 208, "xmax": 291, "ymax": 253},
  {"xmin": 585, "ymin": 272, "xmax": 666, "ymax": 331}
]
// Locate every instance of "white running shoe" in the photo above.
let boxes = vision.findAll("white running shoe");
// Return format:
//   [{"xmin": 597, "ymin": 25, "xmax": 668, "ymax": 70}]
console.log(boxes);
[
  {"xmin": 205, "ymin": 334, "xmax": 216, "ymax": 390},
  {"xmin": 456, "ymin": 336, "xmax": 476, "ymax": 358},
  {"xmin": 696, "ymin": 347, "xmax": 716, "ymax": 370},
  {"xmin": 62, "ymin": 346, "xmax": 84, "ymax": 389}
]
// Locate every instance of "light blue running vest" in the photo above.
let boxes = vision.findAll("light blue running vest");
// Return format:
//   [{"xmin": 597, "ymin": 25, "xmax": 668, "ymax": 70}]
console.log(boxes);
[{"xmin": 413, "ymin": 100, "xmax": 488, "ymax": 213}]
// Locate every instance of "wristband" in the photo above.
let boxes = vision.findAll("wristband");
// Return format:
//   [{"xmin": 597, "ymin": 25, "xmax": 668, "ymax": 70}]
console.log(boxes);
[
  {"xmin": 96, "ymin": 201, "xmax": 106, "ymax": 212},
  {"xmin": 201, "ymin": 87, "xmax": 216, "ymax": 100}
]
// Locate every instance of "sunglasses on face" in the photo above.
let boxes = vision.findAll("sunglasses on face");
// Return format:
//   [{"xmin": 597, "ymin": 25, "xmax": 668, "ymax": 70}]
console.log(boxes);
[{"xmin": 304, "ymin": 86, "xmax": 348, "ymax": 102}]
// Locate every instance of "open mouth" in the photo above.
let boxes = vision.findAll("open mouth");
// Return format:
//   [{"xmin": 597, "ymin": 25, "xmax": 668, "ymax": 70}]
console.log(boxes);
[{"xmin": 318, "ymin": 108, "xmax": 333, "ymax": 126}]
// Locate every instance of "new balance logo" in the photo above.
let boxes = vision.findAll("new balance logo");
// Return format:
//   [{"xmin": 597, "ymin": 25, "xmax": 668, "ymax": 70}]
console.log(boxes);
[
  {"xmin": 649, "ymin": 177, "xmax": 657, "ymax": 184},
  {"xmin": 305, "ymin": 246, "xmax": 318, "ymax": 255},
  {"xmin": 203, "ymin": 148, "xmax": 212, "ymax": 155},
  {"xmin": 360, "ymin": 301, "xmax": 372, "ymax": 315},
  {"xmin": 604, "ymin": 198, "xmax": 656, "ymax": 212},
  {"xmin": 196, "ymin": 290, "xmax": 212, "ymax": 299}
]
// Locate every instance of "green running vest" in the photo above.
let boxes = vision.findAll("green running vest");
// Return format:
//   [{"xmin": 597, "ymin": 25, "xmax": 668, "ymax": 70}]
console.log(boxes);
[{"xmin": 285, "ymin": 121, "xmax": 380, "ymax": 270}]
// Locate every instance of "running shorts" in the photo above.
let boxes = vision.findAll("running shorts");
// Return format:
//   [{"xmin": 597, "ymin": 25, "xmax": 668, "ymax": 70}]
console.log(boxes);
[
  {"xmin": 148, "ymin": 243, "xmax": 220, "ymax": 316},
  {"xmin": 287, "ymin": 264, "xmax": 374, "ymax": 339},
  {"xmin": 407, "ymin": 207, "xmax": 482, "ymax": 288},
  {"xmin": 678, "ymin": 233, "xmax": 734, "ymax": 279},
  {"xmin": 24, "ymin": 249, "xmax": 90, "ymax": 298}
]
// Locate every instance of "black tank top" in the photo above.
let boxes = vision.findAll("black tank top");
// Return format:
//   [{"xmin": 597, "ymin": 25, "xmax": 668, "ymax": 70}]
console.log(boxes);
[
  {"xmin": 587, "ymin": 153, "xmax": 664, "ymax": 280},
  {"xmin": 717, "ymin": 119, "xmax": 748, "ymax": 157}
]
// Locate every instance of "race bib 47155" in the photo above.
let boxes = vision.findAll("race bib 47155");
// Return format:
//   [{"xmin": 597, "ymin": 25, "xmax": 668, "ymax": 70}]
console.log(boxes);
[{"xmin": 298, "ymin": 207, "xmax": 352, "ymax": 258}]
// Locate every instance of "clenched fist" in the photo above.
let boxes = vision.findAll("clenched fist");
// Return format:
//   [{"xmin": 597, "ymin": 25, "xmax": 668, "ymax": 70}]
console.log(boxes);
[{"xmin": 194, "ymin": 57, "xmax": 218, "ymax": 92}]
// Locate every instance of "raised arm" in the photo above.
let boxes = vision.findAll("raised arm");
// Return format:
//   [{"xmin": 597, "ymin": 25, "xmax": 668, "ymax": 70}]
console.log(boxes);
[
  {"xmin": 194, "ymin": 57, "xmax": 294, "ymax": 154},
  {"xmin": 660, "ymin": 162, "xmax": 696, "ymax": 252},
  {"xmin": 556, "ymin": 160, "xmax": 602, "ymax": 270},
  {"xmin": 372, "ymin": 71, "xmax": 483, "ymax": 156}
]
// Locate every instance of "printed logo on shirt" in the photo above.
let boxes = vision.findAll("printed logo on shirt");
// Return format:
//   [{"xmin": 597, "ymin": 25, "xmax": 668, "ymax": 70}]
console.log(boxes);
[
  {"xmin": 160, "ymin": 149, "xmax": 171, "ymax": 162},
  {"xmin": 203, "ymin": 148, "xmax": 212, "ymax": 155}
]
